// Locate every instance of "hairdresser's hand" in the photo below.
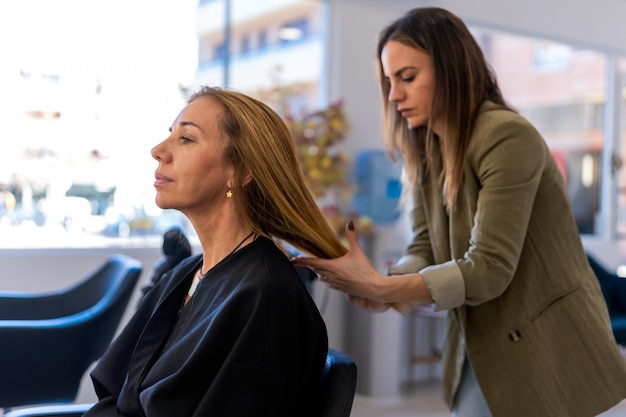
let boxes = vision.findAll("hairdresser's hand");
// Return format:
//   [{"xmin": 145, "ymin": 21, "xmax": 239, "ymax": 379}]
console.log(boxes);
[{"xmin": 292, "ymin": 221, "xmax": 384, "ymax": 301}]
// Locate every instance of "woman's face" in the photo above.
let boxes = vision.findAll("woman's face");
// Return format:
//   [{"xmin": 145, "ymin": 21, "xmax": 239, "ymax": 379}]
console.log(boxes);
[
  {"xmin": 151, "ymin": 97, "xmax": 233, "ymax": 215},
  {"xmin": 381, "ymin": 40, "xmax": 439, "ymax": 133}
]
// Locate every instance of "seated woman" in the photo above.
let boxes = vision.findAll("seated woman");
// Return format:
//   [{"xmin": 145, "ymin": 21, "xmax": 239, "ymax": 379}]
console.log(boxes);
[{"xmin": 84, "ymin": 86, "xmax": 347, "ymax": 417}]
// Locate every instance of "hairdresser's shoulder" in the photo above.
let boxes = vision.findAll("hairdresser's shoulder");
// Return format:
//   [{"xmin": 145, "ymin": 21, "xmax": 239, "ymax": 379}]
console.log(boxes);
[{"xmin": 475, "ymin": 100, "xmax": 541, "ymax": 139}]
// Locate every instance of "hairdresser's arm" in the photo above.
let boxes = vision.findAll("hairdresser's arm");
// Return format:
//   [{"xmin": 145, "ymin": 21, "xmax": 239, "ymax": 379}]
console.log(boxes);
[
  {"xmin": 292, "ymin": 222, "xmax": 434, "ymax": 308},
  {"xmin": 388, "ymin": 186, "xmax": 466, "ymax": 312}
]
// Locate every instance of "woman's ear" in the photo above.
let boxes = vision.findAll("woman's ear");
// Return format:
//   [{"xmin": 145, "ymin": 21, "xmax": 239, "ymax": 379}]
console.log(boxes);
[{"xmin": 242, "ymin": 172, "xmax": 253, "ymax": 186}]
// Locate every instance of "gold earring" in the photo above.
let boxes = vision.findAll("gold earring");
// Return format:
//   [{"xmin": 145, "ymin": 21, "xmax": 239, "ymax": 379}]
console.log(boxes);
[{"xmin": 226, "ymin": 186, "xmax": 233, "ymax": 198}]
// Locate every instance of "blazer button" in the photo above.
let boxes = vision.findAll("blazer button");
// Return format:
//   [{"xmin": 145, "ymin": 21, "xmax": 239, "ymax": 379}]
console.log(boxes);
[{"xmin": 508, "ymin": 330, "xmax": 522, "ymax": 342}]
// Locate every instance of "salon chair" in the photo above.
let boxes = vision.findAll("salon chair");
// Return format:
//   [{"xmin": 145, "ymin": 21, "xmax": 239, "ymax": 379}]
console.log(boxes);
[
  {"xmin": 0, "ymin": 254, "xmax": 143, "ymax": 411},
  {"xmin": 317, "ymin": 347, "xmax": 358, "ymax": 417}
]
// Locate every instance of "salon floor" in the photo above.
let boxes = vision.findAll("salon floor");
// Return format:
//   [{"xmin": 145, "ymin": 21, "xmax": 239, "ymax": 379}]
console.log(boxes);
[
  {"xmin": 351, "ymin": 376, "xmax": 626, "ymax": 417},
  {"xmin": 351, "ymin": 380, "xmax": 448, "ymax": 417}
]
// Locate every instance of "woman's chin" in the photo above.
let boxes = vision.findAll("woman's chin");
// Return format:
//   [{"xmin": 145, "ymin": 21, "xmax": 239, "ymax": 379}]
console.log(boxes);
[
  {"xmin": 154, "ymin": 197, "xmax": 174, "ymax": 211},
  {"xmin": 404, "ymin": 116, "xmax": 421, "ymax": 129}
]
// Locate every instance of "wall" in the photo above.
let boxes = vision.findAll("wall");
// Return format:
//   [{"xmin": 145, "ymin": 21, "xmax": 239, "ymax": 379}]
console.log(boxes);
[
  {"xmin": 0, "ymin": 247, "xmax": 160, "ymax": 292},
  {"xmin": 438, "ymin": 0, "xmax": 626, "ymax": 56},
  {"xmin": 347, "ymin": 0, "xmax": 626, "ymax": 56}
]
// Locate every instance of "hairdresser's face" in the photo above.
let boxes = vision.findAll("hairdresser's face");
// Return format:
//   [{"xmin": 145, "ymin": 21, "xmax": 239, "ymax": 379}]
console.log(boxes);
[
  {"xmin": 381, "ymin": 40, "xmax": 439, "ymax": 134},
  {"xmin": 151, "ymin": 97, "xmax": 233, "ymax": 215}
]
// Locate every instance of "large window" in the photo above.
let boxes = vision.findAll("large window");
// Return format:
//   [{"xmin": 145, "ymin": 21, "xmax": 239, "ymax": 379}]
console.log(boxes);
[
  {"xmin": 0, "ymin": 0, "xmax": 197, "ymax": 248},
  {"xmin": 195, "ymin": 0, "xmax": 323, "ymax": 112},
  {"xmin": 0, "ymin": 0, "xmax": 324, "ymax": 249},
  {"xmin": 473, "ymin": 28, "xmax": 624, "ymax": 237}
]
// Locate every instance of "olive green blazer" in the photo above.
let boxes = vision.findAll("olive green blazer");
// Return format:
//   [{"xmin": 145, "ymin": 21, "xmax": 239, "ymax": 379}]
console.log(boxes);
[{"xmin": 393, "ymin": 103, "xmax": 626, "ymax": 416}]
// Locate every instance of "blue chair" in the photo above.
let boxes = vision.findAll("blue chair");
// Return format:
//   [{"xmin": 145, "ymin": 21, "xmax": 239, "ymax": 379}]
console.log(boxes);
[
  {"xmin": 317, "ymin": 348, "xmax": 358, "ymax": 417},
  {"xmin": 3, "ymin": 404, "xmax": 93, "ymax": 417},
  {"xmin": 0, "ymin": 254, "xmax": 143, "ymax": 410},
  {"xmin": 3, "ymin": 348, "xmax": 357, "ymax": 417},
  {"xmin": 587, "ymin": 253, "xmax": 626, "ymax": 345}
]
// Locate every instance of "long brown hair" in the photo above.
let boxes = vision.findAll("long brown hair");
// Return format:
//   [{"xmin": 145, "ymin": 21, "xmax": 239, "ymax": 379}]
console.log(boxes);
[
  {"xmin": 188, "ymin": 86, "xmax": 346, "ymax": 259},
  {"xmin": 376, "ymin": 7, "xmax": 512, "ymax": 209}
]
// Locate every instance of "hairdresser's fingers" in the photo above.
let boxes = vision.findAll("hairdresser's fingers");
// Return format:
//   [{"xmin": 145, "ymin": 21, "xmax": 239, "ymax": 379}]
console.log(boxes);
[{"xmin": 292, "ymin": 254, "xmax": 331, "ymax": 271}]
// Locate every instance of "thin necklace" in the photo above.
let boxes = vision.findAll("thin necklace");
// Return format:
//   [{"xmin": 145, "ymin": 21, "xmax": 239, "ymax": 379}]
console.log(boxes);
[{"xmin": 185, "ymin": 231, "xmax": 256, "ymax": 302}]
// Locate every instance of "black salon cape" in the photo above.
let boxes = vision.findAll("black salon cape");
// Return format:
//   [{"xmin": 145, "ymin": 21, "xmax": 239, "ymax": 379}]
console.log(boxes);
[{"xmin": 85, "ymin": 237, "xmax": 328, "ymax": 417}]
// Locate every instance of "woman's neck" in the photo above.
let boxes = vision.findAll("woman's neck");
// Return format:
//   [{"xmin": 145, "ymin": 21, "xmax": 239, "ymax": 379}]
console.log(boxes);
[{"xmin": 194, "ymin": 216, "xmax": 254, "ymax": 273}]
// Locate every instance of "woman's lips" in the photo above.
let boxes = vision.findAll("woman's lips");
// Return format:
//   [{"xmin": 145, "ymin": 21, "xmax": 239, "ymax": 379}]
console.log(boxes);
[{"xmin": 154, "ymin": 173, "xmax": 172, "ymax": 187}]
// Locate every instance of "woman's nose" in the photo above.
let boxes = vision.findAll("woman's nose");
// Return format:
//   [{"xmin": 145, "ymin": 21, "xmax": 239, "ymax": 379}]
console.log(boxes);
[
  {"xmin": 151, "ymin": 144, "xmax": 160, "ymax": 161},
  {"xmin": 388, "ymin": 84, "xmax": 402, "ymax": 102},
  {"xmin": 151, "ymin": 140, "xmax": 166, "ymax": 161}
]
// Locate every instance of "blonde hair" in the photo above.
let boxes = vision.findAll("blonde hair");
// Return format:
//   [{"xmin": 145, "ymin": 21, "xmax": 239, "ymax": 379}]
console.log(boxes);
[{"xmin": 188, "ymin": 86, "xmax": 346, "ymax": 259}]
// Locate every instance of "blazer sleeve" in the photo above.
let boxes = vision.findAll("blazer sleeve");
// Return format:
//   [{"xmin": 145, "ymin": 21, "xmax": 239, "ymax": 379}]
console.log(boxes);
[{"xmin": 457, "ymin": 111, "xmax": 548, "ymax": 304}]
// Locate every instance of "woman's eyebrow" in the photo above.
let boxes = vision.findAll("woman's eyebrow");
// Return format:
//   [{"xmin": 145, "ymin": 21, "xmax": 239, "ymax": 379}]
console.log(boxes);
[
  {"xmin": 393, "ymin": 66, "xmax": 414, "ymax": 77},
  {"xmin": 178, "ymin": 120, "xmax": 204, "ymax": 133}
]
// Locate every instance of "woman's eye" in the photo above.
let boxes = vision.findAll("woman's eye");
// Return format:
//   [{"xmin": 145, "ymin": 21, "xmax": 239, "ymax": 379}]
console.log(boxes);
[
  {"xmin": 402, "ymin": 75, "xmax": 415, "ymax": 83},
  {"xmin": 180, "ymin": 136, "xmax": 193, "ymax": 144}
]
